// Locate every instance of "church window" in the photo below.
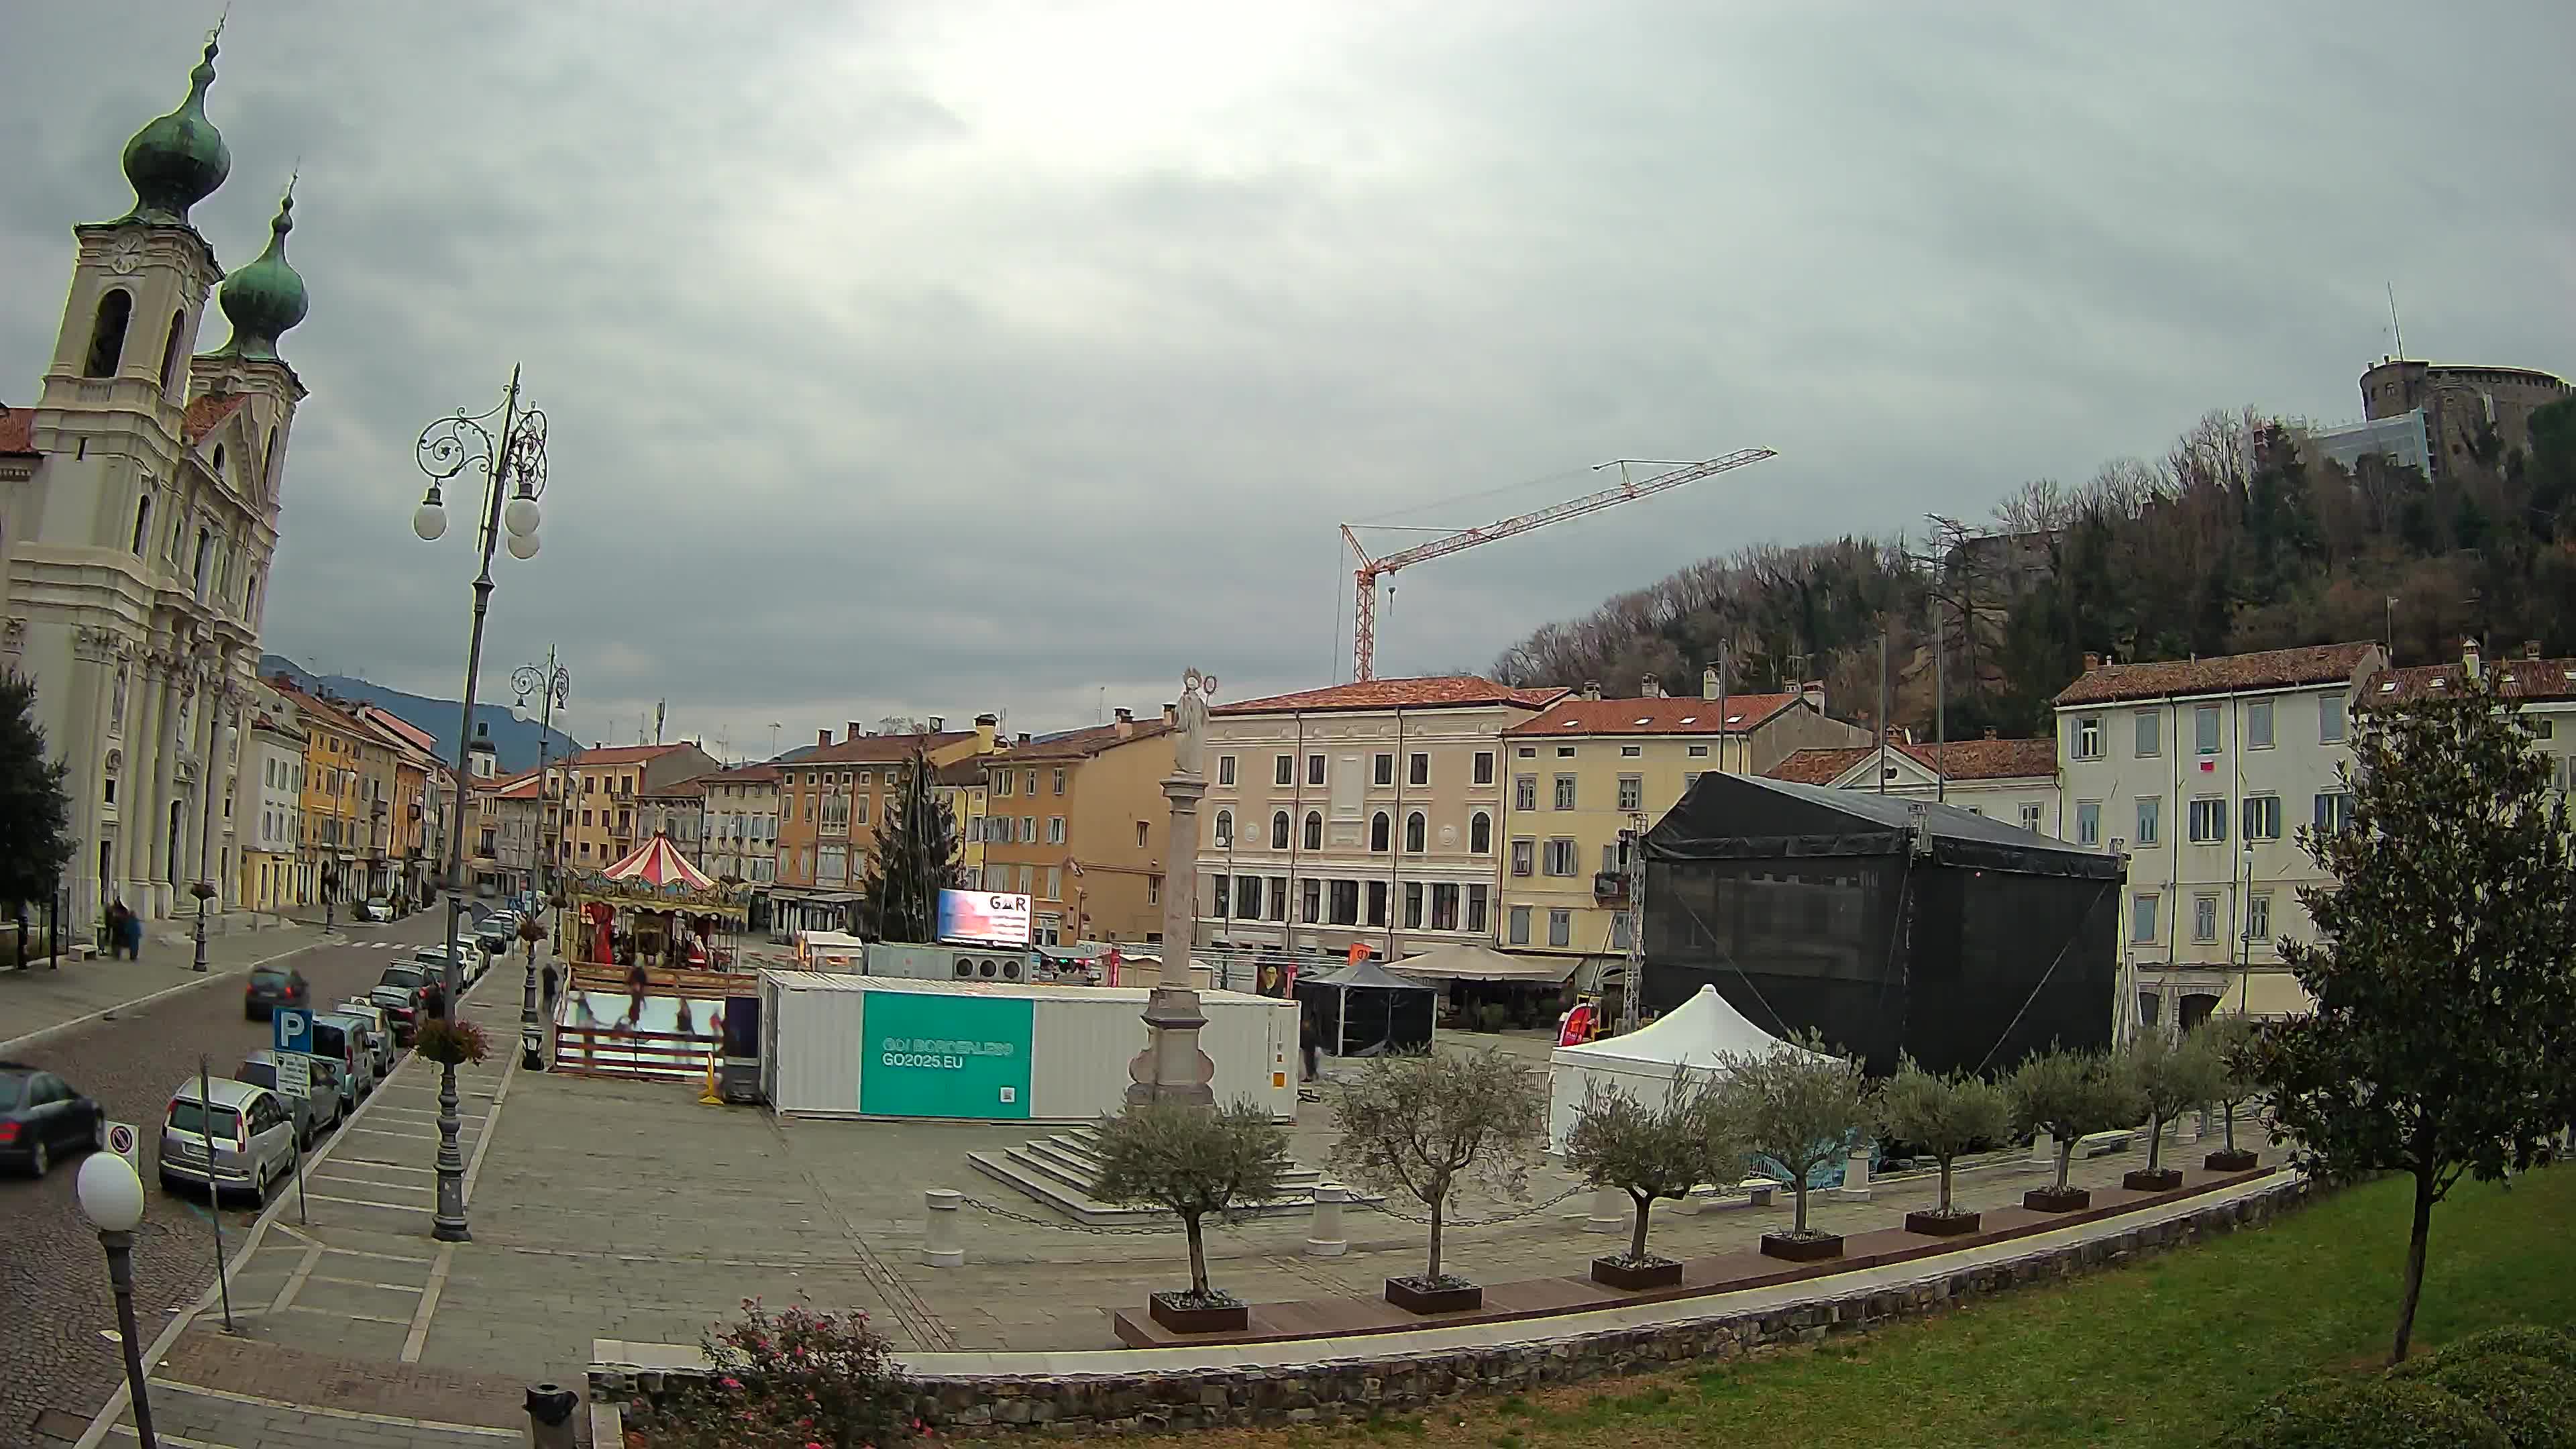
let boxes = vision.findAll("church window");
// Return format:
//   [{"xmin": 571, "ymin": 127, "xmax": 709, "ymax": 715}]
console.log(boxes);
[
  {"xmin": 194, "ymin": 527, "xmax": 214, "ymax": 586},
  {"xmin": 84, "ymin": 290, "xmax": 133, "ymax": 377},
  {"xmin": 158, "ymin": 311, "xmax": 186, "ymax": 394},
  {"xmin": 211, "ymin": 444, "xmax": 225, "ymax": 478},
  {"xmin": 130, "ymin": 496, "xmax": 152, "ymax": 554}
]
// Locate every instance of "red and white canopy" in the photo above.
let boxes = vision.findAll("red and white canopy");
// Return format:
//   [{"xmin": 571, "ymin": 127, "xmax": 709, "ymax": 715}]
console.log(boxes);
[{"xmin": 598, "ymin": 833, "xmax": 716, "ymax": 892}]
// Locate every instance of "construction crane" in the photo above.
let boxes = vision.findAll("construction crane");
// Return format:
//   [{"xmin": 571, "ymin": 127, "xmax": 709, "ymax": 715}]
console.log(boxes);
[{"xmin": 1340, "ymin": 449, "xmax": 1777, "ymax": 680}]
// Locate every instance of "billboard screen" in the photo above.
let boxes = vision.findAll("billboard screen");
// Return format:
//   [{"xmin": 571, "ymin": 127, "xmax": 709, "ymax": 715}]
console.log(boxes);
[
  {"xmin": 860, "ymin": 990, "xmax": 1033, "ymax": 1118},
  {"xmin": 938, "ymin": 890, "xmax": 1032, "ymax": 947}
]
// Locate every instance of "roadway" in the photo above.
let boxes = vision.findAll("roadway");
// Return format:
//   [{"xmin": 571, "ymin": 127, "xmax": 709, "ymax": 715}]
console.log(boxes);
[{"xmin": 0, "ymin": 908, "xmax": 467, "ymax": 1444}]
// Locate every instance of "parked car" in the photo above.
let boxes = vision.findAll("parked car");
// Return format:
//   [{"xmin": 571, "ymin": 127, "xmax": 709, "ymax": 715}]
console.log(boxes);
[
  {"xmin": 365, "ymin": 985, "xmax": 421, "ymax": 1045},
  {"xmin": 477, "ymin": 912, "xmax": 520, "ymax": 953},
  {"xmin": 0, "ymin": 1063, "xmax": 104, "ymax": 1178},
  {"xmin": 333, "ymin": 1001, "xmax": 398, "ymax": 1075},
  {"xmin": 243, "ymin": 966, "xmax": 311, "ymax": 1021},
  {"xmin": 309, "ymin": 1013, "xmax": 376, "ymax": 1101},
  {"xmin": 235, "ymin": 1050, "xmax": 343, "ymax": 1147},
  {"xmin": 159, "ymin": 1076, "xmax": 297, "ymax": 1204},
  {"xmin": 356, "ymin": 896, "xmax": 392, "ymax": 922}
]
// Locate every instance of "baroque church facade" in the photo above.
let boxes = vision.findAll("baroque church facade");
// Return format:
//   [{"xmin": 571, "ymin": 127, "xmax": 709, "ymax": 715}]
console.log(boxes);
[{"xmin": 0, "ymin": 32, "xmax": 312, "ymax": 926}]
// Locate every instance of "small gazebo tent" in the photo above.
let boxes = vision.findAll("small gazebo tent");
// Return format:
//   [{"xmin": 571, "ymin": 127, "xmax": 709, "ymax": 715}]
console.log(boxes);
[
  {"xmin": 1295, "ymin": 959, "xmax": 1437, "ymax": 1058},
  {"xmin": 1544, "ymin": 983, "xmax": 1820, "ymax": 1151}
]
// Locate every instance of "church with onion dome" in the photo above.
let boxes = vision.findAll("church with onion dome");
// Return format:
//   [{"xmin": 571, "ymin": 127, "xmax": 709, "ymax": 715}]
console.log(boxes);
[{"xmin": 0, "ymin": 28, "xmax": 315, "ymax": 926}]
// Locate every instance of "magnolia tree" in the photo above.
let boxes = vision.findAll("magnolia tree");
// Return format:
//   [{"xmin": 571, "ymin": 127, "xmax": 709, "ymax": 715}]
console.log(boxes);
[
  {"xmin": 1564, "ymin": 1069, "xmax": 1743, "ymax": 1265},
  {"xmin": 2009, "ymin": 1046, "xmax": 2143, "ymax": 1195},
  {"xmin": 1874, "ymin": 1057, "xmax": 2011, "ymax": 1220},
  {"xmin": 1330, "ymin": 1049, "xmax": 1546, "ymax": 1288},
  {"xmin": 2253, "ymin": 667, "xmax": 2576, "ymax": 1364},
  {"xmin": 1715, "ymin": 1030, "xmax": 1872, "ymax": 1239},
  {"xmin": 1093, "ymin": 1099, "xmax": 1291, "ymax": 1307},
  {"xmin": 2125, "ymin": 1029, "xmax": 2225, "ymax": 1176}
]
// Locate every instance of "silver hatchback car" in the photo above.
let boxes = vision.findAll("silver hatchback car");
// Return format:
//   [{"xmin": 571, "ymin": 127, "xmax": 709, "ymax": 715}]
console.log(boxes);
[
  {"xmin": 235, "ymin": 1050, "xmax": 343, "ymax": 1147},
  {"xmin": 158, "ymin": 1076, "xmax": 297, "ymax": 1204}
]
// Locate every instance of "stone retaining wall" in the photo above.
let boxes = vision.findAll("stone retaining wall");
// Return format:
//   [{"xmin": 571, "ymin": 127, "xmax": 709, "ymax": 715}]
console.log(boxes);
[{"xmin": 594, "ymin": 1175, "xmax": 2314, "ymax": 1438}]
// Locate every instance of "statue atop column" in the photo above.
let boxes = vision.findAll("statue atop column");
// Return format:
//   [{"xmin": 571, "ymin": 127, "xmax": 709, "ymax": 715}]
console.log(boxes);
[{"xmin": 1171, "ymin": 667, "xmax": 1217, "ymax": 778}]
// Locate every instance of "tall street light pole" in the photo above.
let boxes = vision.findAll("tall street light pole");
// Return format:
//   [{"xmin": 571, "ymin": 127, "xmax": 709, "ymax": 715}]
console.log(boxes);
[
  {"xmin": 77, "ymin": 1152, "xmax": 158, "ymax": 1448},
  {"xmin": 411, "ymin": 366, "xmax": 550, "ymax": 1243},
  {"xmin": 512, "ymin": 651, "xmax": 570, "ymax": 1071}
]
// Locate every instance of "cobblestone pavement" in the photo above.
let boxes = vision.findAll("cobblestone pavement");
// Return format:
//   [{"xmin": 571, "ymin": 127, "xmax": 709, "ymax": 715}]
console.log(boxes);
[{"xmin": 0, "ymin": 910, "xmax": 457, "ymax": 1446}]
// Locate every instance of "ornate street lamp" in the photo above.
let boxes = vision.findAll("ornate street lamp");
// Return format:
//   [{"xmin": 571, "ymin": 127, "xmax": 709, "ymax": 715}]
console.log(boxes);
[
  {"xmin": 510, "ymin": 653, "xmax": 570, "ymax": 1071},
  {"xmin": 410, "ymin": 366, "xmax": 549, "ymax": 1243},
  {"xmin": 76, "ymin": 1152, "xmax": 158, "ymax": 1448}
]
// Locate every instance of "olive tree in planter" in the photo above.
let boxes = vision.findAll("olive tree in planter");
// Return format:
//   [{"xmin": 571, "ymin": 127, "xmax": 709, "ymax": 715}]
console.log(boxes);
[
  {"xmin": 1330, "ymin": 1048, "xmax": 1546, "ymax": 1314},
  {"xmin": 2008, "ymin": 1046, "xmax": 2143, "ymax": 1212},
  {"xmin": 1563, "ymin": 1069, "xmax": 1742, "ymax": 1289},
  {"xmin": 1091, "ymin": 1099, "xmax": 1291, "ymax": 1334},
  {"xmin": 1875, "ymin": 1056, "xmax": 2012, "ymax": 1236},
  {"xmin": 1717, "ymin": 1030, "xmax": 1873, "ymax": 1262},
  {"xmin": 2198, "ymin": 1016, "xmax": 2263, "ymax": 1171},
  {"xmin": 2122, "ymin": 1029, "xmax": 2226, "ymax": 1191}
]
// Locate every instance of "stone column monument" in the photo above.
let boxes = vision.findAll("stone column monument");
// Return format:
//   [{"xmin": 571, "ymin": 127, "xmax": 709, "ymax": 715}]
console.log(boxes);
[{"xmin": 1127, "ymin": 668, "xmax": 1218, "ymax": 1108}]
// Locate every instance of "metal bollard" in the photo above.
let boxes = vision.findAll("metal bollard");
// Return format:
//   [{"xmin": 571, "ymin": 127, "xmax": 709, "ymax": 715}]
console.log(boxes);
[
  {"xmin": 921, "ymin": 1188, "xmax": 965, "ymax": 1267},
  {"xmin": 1585, "ymin": 1186, "xmax": 1625, "ymax": 1233},
  {"xmin": 525, "ymin": 1382, "xmax": 578, "ymax": 1448},
  {"xmin": 1305, "ymin": 1183, "xmax": 1350, "ymax": 1257},
  {"xmin": 1833, "ymin": 1142, "xmax": 1873, "ymax": 1201}
]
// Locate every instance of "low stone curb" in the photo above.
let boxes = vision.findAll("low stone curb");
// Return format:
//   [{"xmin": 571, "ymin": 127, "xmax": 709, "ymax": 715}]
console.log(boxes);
[{"xmin": 591, "ymin": 1174, "xmax": 2315, "ymax": 1438}]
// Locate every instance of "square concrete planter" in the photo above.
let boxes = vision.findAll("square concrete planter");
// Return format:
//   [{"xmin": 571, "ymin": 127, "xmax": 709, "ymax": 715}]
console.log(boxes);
[
  {"xmin": 1591, "ymin": 1254, "xmax": 1684, "ymax": 1290},
  {"xmin": 2023, "ymin": 1185, "xmax": 2092, "ymax": 1213},
  {"xmin": 1904, "ymin": 1208, "xmax": 1982, "ymax": 1236},
  {"xmin": 2204, "ymin": 1148, "xmax": 2260, "ymax": 1172},
  {"xmin": 2123, "ymin": 1167, "xmax": 2185, "ymax": 1192},
  {"xmin": 1760, "ymin": 1231, "xmax": 1845, "ymax": 1263},
  {"xmin": 1147, "ymin": 1291, "xmax": 1248, "ymax": 1335},
  {"xmin": 1384, "ymin": 1276, "xmax": 1483, "ymax": 1314}
]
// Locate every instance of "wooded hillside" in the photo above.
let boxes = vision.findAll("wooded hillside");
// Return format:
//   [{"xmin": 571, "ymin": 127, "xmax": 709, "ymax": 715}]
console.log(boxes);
[{"xmin": 1489, "ymin": 398, "xmax": 2576, "ymax": 739}]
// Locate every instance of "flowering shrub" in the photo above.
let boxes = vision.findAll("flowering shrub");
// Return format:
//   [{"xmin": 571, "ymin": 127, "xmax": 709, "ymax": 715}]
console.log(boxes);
[
  {"xmin": 646, "ymin": 1297, "xmax": 908, "ymax": 1449},
  {"xmin": 413, "ymin": 1018, "xmax": 490, "ymax": 1067}
]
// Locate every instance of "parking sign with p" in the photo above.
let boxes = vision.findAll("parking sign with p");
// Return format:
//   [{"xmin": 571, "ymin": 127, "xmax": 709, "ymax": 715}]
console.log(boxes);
[{"xmin": 274, "ymin": 1008, "xmax": 312, "ymax": 1055}]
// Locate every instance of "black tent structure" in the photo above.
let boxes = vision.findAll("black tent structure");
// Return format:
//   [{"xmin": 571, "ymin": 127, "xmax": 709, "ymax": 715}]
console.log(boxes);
[
  {"xmin": 1641, "ymin": 772, "xmax": 2123, "ymax": 1077},
  {"xmin": 1295, "ymin": 959, "xmax": 1438, "ymax": 1057}
]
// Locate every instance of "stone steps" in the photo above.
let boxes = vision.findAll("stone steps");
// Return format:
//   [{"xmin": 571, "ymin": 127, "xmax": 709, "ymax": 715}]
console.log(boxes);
[{"xmin": 966, "ymin": 1125, "xmax": 1363, "ymax": 1228}]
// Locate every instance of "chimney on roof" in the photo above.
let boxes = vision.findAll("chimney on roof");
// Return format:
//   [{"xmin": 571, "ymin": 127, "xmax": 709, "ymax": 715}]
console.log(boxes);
[
  {"xmin": 1017, "ymin": 733, "xmax": 1031, "ymax": 746},
  {"xmin": 928, "ymin": 716, "xmax": 945, "ymax": 732},
  {"xmin": 2525, "ymin": 640, "xmax": 2544, "ymax": 660},
  {"xmin": 849, "ymin": 721, "xmax": 865, "ymax": 741},
  {"xmin": 818, "ymin": 728, "xmax": 832, "ymax": 749},
  {"xmin": 975, "ymin": 713, "xmax": 998, "ymax": 752},
  {"xmin": 2463, "ymin": 637, "xmax": 2482, "ymax": 681},
  {"xmin": 1801, "ymin": 680, "xmax": 1825, "ymax": 712},
  {"xmin": 2083, "ymin": 651, "xmax": 2102, "ymax": 671},
  {"xmin": 1640, "ymin": 675, "xmax": 1662, "ymax": 698},
  {"xmin": 1984, "ymin": 727, "xmax": 1998, "ymax": 740},
  {"xmin": 1702, "ymin": 666, "xmax": 1720, "ymax": 702},
  {"xmin": 1581, "ymin": 680, "xmax": 1602, "ymax": 701}
]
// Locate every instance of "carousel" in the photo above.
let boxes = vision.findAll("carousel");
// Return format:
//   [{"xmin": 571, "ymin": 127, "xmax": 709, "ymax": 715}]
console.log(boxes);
[{"xmin": 566, "ymin": 831, "xmax": 753, "ymax": 974}]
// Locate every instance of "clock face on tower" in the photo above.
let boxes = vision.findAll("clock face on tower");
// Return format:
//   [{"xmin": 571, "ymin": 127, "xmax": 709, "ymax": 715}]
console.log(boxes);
[{"xmin": 109, "ymin": 238, "xmax": 144, "ymax": 276}]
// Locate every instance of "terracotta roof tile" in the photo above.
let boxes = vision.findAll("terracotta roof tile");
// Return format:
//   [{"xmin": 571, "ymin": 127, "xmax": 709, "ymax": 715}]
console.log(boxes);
[
  {"xmin": 567, "ymin": 743, "xmax": 692, "ymax": 767},
  {"xmin": 181, "ymin": 393, "xmax": 249, "ymax": 445},
  {"xmin": 0, "ymin": 406, "xmax": 36, "ymax": 455},
  {"xmin": 2372, "ymin": 657, "xmax": 2576, "ymax": 705},
  {"xmin": 799, "ymin": 730, "xmax": 977, "ymax": 765},
  {"xmin": 698, "ymin": 763, "xmax": 782, "ymax": 784},
  {"xmin": 1505, "ymin": 694, "xmax": 1802, "ymax": 737},
  {"xmin": 994, "ymin": 719, "xmax": 1172, "ymax": 761},
  {"xmin": 1214, "ymin": 676, "xmax": 1568, "ymax": 716},
  {"xmin": 2052, "ymin": 643, "xmax": 2380, "ymax": 707},
  {"xmin": 1766, "ymin": 737, "xmax": 2058, "ymax": 786}
]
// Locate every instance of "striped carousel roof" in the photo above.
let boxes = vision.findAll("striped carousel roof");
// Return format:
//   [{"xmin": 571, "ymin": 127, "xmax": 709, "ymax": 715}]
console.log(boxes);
[{"xmin": 598, "ymin": 832, "xmax": 716, "ymax": 892}]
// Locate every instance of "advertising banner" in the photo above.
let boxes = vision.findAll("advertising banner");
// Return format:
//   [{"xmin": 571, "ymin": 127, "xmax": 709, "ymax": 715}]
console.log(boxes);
[
  {"xmin": 936, "ymin": 890, "xmax": 1032, "ymax": 947},
  {"xmin": 860, "ymin": 990, "xmax": 1034, "ymax": 1119}
]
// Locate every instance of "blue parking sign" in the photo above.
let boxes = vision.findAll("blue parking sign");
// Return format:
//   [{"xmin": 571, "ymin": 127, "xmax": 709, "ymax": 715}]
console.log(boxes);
[{"xmin": 273, "ymin": 1008, "xmax": 313, "ymax": 1055}]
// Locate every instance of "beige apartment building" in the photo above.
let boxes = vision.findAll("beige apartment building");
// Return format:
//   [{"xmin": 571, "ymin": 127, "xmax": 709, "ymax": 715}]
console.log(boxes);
[
  {"xmin": 979, "ymin": 710, "xmax": 1174, "ymax": 947},
  {"xmin": 772, "ymin": 717, "xmax": 999, "ymax": 936},
  {"xmin": 1496, "ymin": 675, "xmax": 1868, "ymax": 970},
  {"xmin": 699, "ymin": 763, "xmax": 782, "ymax": 885},
  {"xmin": 1192, "ymin": 676, "xmax": 1566, "ymax": 965}
]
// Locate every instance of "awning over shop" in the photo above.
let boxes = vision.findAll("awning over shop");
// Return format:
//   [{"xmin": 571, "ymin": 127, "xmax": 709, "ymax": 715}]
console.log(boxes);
[{"xmin": 1385, "ymin": 943, "xmax": 1582, "ymax": 985}]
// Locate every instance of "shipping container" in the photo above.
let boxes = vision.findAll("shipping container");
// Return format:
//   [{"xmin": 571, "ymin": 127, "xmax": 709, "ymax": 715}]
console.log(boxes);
[{"xmin": 759, "ymin": 971, "xmax": 1297, "ymax": 1122}]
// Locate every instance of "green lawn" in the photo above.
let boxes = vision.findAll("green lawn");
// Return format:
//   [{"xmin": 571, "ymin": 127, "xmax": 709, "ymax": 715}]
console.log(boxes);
[{"xmin": 1254, "ymin": 1166, "xmax": 2575, "ymax": 1449}]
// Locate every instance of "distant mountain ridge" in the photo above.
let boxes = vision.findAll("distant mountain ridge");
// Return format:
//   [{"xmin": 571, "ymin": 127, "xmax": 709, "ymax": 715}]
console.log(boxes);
[{"xmin": 259, "ymin": 654, "xmax": 580, "ymax": 775}]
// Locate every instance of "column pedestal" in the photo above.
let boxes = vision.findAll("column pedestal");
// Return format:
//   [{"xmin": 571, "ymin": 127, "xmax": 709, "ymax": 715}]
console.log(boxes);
[{"xmin": 1127, "ymin": 772, "xmax": 1216, "ymax": 1108}]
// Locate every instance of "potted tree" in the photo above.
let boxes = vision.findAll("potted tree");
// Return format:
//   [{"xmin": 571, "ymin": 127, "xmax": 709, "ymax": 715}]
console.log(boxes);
[
  {"xmin": 1718, "ymin": 1030, "xmax": 1873, "ymax": 1262},
  {"xmin": 1564, "ymin": 1069, "xmax": 1741, "ymax": 1289},
  {"xmin": 1876, "ymin": 1056, "xmax": 2012, "ymax": 1236},
  {"xmin": 2200, "ymin": 1016, "xmax": 2263, "ymax": 1171},
  {"xmin": 1091, "ymin": 1099, "xmax": 1291, "ymax": 1334},
  {"xmin": 2123, "ymin": 1029, "xmax": 2224, "ymax": 1191},
  {"xmin": 2009, "ymin": 1046, "xmax": 2143, "ymax": 1212},
  {"xmin": 1330, "ymin": 1049, "xmax": 1546, "ymax": 1313}
]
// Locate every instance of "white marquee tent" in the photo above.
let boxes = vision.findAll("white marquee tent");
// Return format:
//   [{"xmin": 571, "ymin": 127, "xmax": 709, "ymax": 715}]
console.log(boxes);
[{"xmin": 1546, "ymin": 983, "xmax": 1826, "ymax": 1152}]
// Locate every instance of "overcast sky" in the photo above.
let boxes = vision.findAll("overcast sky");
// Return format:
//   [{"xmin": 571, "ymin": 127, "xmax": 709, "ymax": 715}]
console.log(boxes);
[{"xmin": 5, "ymin": 2, "xmax": 2569, "ymax": 755}]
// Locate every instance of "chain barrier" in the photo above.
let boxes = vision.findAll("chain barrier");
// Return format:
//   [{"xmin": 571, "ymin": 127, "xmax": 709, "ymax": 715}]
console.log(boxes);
[
  {"xmin": 955, "ymin": 1195, "xmax": 1192, "ymax": 1236},
  {"xmin": 1350, "ymin": 1183, "xmax": 1588, "ymax": 1228}
]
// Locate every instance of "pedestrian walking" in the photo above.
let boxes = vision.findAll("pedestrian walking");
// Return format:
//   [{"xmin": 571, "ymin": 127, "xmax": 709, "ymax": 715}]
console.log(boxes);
[
  {"xmin": 105, "ymin": 902, "xmax": 129, "ymax": 959},
  {"xmin": 121, "ymin": 906, "xmax": 144, "ymax": 961},
  {"xmin": 1299, "ymin": 1006, "xmax": 1320, "ymax": 1083}
]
